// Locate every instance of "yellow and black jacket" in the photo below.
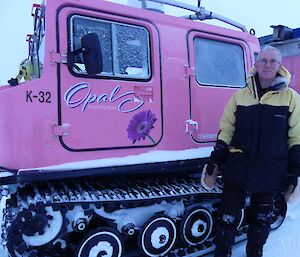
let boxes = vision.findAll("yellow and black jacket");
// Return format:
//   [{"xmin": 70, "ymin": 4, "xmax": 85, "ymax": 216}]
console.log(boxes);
[{"xmin": 217, "ymin": 66, "xmax": 300, "ymax": 192}]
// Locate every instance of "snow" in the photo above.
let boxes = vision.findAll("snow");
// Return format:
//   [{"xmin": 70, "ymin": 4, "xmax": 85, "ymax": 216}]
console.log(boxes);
[
  {"xmin": 0, "ymin": 172, "xmax": 14, "ymax": 178},
  {"xmin": 22, "ymin": 207, "xmax": 63, "ymax": 247},
  {"xmin": 204, "ymin": 183, "xmax": 300, "ymax": 257},
  {"xmin": 18, "ymin": 147, "xmax": 213, "ymax": 172},
  {"xmin": 1, "ymin": 187, "xmax": 300, "ymax": 256},
  {"xmin": 0, "ymin": 197, "xmax": 7, "ymax": 256},
  {"xmin": 93, "ymin": 200, "xmax": 185, "ymax": 232}
]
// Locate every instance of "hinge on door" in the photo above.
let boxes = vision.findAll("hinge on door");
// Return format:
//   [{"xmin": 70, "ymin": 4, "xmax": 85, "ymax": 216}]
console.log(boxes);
[
  {"xmin": 50, "ymin": 51, "xmax": 67, "ymax": 65},
  {"xmin": 184, "ymin": 65, "xmax": 195, "ymax": 78},
  {"xmin": 185, "ymin": 119, "xmax": 199, "ymax": 133},
  {"xmin": 52, "ymin": 123, "xmax": 70, "ymax": 136}
]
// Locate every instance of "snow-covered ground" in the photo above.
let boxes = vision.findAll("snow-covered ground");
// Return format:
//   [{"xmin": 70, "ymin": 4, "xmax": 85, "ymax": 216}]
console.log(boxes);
[
  {"xmin": 1, "ymin": 185, "xmax": 300, "ymax": 257},
  {"xmin": 0, "ymin": 196, "xmax": 8, "ymax": 257},
  {"xmin": 205, "ymin": 184, "xmax": 300, "ymax": 257}
]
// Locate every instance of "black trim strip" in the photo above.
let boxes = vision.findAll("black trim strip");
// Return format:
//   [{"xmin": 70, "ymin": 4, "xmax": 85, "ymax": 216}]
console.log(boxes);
[
  {"xmin": 0, "ymin": 176, "xmax": 17, "ymax": 185},
  {"xmin": 0, "ymin": 168, "xmax": 17, "ymax": 185},
  {"xmin": 2, "ymin": 158, "xmax": 208, "ymax": 185}
]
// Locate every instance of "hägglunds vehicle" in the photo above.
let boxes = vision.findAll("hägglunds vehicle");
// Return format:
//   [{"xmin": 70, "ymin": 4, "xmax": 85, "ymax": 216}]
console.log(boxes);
[{"xmin": 0, "ymin": 1, "xmax": 286, "ymax": 256}]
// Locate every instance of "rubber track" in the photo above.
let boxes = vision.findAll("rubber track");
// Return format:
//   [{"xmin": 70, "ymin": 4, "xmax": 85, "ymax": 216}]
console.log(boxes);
[{"xmin": 2, "ymin": 176, "xmax": 223, "ymax": 257}]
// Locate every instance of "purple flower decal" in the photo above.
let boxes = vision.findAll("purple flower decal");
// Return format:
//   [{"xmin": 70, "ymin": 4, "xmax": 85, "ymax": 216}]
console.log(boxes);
[{"xmin": 127, "ymin": 110, "xmax": 157, "ymax": 144}]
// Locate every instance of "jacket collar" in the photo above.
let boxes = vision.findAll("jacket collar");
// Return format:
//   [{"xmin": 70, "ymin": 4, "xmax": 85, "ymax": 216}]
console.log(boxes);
[{"xmin": 246, "ymin": 66, "xmax": 291, "ymax": 99}]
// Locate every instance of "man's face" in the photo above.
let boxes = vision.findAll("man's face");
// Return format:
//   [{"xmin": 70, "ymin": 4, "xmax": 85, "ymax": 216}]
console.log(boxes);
[{"xmin": 255, "ymin": 50, "xmax": 281, "ymax": 83}]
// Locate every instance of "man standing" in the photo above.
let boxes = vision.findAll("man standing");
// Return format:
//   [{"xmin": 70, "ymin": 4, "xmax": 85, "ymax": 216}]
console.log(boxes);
[{"xmin": 201, "ymin": 46, "xmax": 300, "ymax": 257}]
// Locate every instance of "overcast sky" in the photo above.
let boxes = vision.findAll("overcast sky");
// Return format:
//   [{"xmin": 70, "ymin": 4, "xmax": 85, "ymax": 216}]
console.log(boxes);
[{"xmin": 1, "ymin": 0, "xmax": 300, "ymax": 85}]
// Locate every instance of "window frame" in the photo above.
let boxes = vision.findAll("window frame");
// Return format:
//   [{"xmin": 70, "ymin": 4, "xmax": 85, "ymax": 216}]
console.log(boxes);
[
  {"xmin": 68, "ymin": 14, "xmax": 152, "ymax": 81},
  {"xmin": 193, "ymin": 36, "xmax": 247, "ymax": 88}
]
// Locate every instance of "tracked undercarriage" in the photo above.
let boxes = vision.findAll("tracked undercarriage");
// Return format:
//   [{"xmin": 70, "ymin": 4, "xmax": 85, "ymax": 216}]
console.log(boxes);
[{"xmin": 1, "ymin": 175, "xmax": 286, "ymax": 257}]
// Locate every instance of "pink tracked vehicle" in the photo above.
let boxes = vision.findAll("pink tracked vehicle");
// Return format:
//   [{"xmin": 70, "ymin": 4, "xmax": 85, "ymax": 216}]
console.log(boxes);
[{"xmin": 0, "ymin": 1, "xmax": 286, "ymax": 256}]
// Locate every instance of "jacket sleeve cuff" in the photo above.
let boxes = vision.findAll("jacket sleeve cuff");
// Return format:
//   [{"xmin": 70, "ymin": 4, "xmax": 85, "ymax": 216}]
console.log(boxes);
[{"xmin": 210, "ymin": 140, "xmax": 229, "ymax": 166}]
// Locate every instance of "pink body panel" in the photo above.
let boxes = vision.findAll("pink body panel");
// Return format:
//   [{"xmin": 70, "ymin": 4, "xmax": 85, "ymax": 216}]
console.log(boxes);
[
  {"xmin": 282, "ymin": 55, "xmax": 300, "ymax": 92},
  {"xmin": 0, "ymin": 0, "xmax": 260, "ymax": 171}
]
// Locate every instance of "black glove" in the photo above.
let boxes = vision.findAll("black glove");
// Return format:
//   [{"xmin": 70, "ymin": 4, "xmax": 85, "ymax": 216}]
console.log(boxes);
[
  {"xmin": 205, "ymin": 140, "xmax": 228, "ymax": 176},
  {"xmin": 8, "ymin": 78, "xmax": 19, "ymax": 86},
  {"xmin": 211, "ymin": 140, "xmax": 228, "ymax": 163},
  {"xmin": 284, "ymin": 174, "xmax": 298, "ymax": 193},
  {"xmin": 206, "ymin": 162, "xmax": 217, "ymax": 176}
]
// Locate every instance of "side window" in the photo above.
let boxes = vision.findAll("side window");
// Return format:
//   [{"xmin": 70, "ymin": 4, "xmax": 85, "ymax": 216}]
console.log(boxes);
[
  {"xmin": 194, "ymin": 38, "xmax": 246, "ymax": 87},
  {"xmin": 71, "ymin": 15, "xmax": 151, "ymax": 79}
]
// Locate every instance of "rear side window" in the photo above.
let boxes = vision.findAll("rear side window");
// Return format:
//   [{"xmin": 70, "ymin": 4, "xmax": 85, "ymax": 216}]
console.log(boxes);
[
  {"xmin": 70, "ymin": 15, "xmax": 151, "ymax": 79},
  {"xmin": 194, "ymin": 38, "xmax": 246, "ymax": 87}
]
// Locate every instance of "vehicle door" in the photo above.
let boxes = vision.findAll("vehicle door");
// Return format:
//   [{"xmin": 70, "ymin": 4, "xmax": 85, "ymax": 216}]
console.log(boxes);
[
  {"xmin": 57, "ymin": 6, "xmax": 162, "ymax": 151},
  {"xmin": 187, "ymin": 31, "xmax": 251, "ymax": 143}
]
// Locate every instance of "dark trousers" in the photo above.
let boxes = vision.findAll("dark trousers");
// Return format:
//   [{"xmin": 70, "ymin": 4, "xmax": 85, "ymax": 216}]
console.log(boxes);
[{"xmin": 214, "ymin": 182, "xmax": 275, "ymax": 257}]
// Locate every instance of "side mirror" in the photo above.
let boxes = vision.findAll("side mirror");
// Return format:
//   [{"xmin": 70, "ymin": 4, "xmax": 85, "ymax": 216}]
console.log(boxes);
[
  {"xmin": 69, "ymin": 33, "xmax": 103, "ymax": 75},
  {"xmin": 81, "ymin": 33, "xmax": 103, "ymax": 75}
]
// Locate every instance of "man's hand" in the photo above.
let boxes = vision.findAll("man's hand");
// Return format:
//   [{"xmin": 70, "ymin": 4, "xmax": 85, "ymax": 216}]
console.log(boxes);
[
  {"xmin": 284, "ymin": 185, "xmax": 295, "ymax": 202},
  {"xmin": 284, "ymin": 174, "xmax": 298, "ymax": 201},
  {"xmin": 201, "ymin": 163, "xmax": 220, "ymax": 191}
]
